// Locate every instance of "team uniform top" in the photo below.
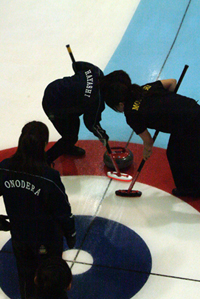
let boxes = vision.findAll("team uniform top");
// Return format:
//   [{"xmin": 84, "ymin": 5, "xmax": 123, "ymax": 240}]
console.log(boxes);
[
  {"xmin": 0, "ymin": 158, "xmax": 75, "ymax": 249},
  {"xmin": 42, "ymin": 61, "xmax": 105, "ymax": 133},
  {"xmin": 125, "ymin": 81, "xmax": 199, "ymax": 135}
]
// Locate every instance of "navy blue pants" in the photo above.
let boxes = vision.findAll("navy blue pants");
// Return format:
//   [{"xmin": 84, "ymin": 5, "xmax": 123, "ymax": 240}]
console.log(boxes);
[{"xmin": 43, "ymin": 100, "xmax": 81, "ymax": 164}]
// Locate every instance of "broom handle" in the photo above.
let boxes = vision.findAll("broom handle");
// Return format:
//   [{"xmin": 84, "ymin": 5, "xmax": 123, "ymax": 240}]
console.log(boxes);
[
  {"xmin": 106, "ymin": 143, "xmax": 121, "ymax": 176},
  {"xmin": 66, "ymin": 44, "xmax": 78, "ymax": 74},
  {"xmin": 174, "ymin": 65, "xmax": 189, "ymax": 93},
  {"xmin": 128, "ymin": 64, "xmax": 189, "ymax": 192},
  {"xmin": 66, "ymin": 44, "xmax": 76, "ymax": 64}
]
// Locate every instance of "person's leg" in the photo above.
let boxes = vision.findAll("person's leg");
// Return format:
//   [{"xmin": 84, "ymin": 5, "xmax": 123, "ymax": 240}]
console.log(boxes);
[
  {"xmin": 167, "ymin": 134, "xmax": 188, "ymax": 192},
  {"xmin": 46, "ymin": 114, "xmax": 85, "ymax": 164},
  {"xmin": 12, "ymin": 240, "xmax": 38, "ymax": 299},
  {"xmin": 167, "ymin": 126, "xmax": 200, "ymax": 196},
  {"xmin": 179, "ymin": 123, "xmax": 200, "ymax": 196}
]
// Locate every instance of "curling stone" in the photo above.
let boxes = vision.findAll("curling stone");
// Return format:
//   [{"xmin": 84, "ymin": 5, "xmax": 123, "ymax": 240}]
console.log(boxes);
[{"xmin": 103, "ymin": 147, "xmax": 133, "ymax": 170}]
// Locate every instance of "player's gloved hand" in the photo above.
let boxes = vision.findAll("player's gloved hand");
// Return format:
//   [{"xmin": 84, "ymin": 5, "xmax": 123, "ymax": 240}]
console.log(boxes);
[
  {"xmin": 65, "ymin": 229, "xmax": 76, "ymax": 249},
  {"xmin": 93, "ymin": 124, "xmax": 109, "ymax": 147},
  {"xmin": 0, "ymin": 215, "xmax": 11, "ymax": 231},
  {"xmin": 99, "ymin": 133, "xmax": 109, "ymax": 147}
]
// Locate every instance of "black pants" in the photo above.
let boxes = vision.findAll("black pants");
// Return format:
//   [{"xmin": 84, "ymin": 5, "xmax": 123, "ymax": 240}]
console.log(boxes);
[
  {"xmin": 166, "ymin": 119, "xmax": 200, "ymax": 192},
  {"xmin": 12, "ymin": 239, "xmax": 63, "ymax": 299},
  {"xmin": 43, "ymin": 101, "xmax": 81, "ymax": 163}
]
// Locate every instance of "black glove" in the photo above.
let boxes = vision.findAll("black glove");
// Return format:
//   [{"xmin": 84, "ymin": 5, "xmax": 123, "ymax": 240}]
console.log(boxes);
[
  {"xmin": 65, "ymin": 229, "xmax": 76, "ymax": 249},
  {"xmin": 0, "ymin": 215, "xmax": 11, "ymax": 231},
  {"xmin": 99, "ymin": 133, "xmax": 109, "ymax": 147},
  {"xmin": 93, "ymin": 124, "xmax": 109, "ymax": 147}
]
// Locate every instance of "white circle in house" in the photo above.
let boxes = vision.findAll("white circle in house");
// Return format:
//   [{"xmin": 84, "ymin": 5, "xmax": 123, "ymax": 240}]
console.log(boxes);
[{"xmin": 63, "ymin": 249, "xmax": 94, "ymax": 275}]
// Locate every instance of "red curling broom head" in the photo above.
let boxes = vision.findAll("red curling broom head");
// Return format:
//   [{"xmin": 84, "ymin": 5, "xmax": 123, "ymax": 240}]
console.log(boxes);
[
  {"xmin": 115, "ymin": 190, "xmax": 142, "ymax": 197},
  {"xmin": 107, "ymin": 171, "xmax": 132, "ymax": 182}
]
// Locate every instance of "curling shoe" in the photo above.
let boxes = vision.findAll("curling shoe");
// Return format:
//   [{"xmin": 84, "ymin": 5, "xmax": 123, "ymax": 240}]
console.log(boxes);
[
  {"xmin": 172, "ymin": 188, "xmax": 200, "ymax": 197},
  {"xmin": 66, "ymin": 145, "xmax": 85, "ymax": 156}
]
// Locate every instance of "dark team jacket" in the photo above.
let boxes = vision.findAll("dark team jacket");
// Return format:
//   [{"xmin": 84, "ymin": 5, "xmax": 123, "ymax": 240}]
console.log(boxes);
[
  {"xmin": 42, "ymin": 61, "xmax": 105, "ymax": 134},
  {"xmin": 125, "ymin": 81, "xmax": 200, "ymax": 135},
  {"xmin": 30, "ymin": 293, "xmax": 69, "ymax": 299},
  {"xmin": 0, "ymin": 158, "xmax": 75, "ymax": 248}
]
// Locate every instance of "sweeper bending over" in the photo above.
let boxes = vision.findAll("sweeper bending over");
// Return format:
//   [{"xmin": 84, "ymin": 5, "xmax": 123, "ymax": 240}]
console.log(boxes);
[
  {"xmin": 100, "ymin": 70, "xmax": 200, "ymax": 197},
  {"xmin": 42, "ymin": 61, "xmax": 109, "ymax": 165}
]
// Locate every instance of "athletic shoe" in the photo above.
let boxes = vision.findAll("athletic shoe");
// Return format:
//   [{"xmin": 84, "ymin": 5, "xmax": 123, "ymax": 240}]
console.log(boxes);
[
  {"xmin": 172, "ymin": 188, "xmax": 200, "ymax": 197},
  {"xmin": 66, "ymin": 145, "xmax": 85, "ymax": 156}
]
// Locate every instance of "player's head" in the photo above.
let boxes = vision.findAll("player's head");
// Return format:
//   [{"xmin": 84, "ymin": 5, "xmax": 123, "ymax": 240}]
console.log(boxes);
[
  {"xmin": 35, "ymin": 257, "xmax": 72, "ymax": 299},
  {"xmin": 100, "ymin": 70, "xmax": 132, "ymax": 111},
  {"xmin": 17, "ymin": 121, "xmax": 49, "ymax": 161},
  {"xmin": 10, "ymin": 121, "xmax": 49, "ymax": 174}
]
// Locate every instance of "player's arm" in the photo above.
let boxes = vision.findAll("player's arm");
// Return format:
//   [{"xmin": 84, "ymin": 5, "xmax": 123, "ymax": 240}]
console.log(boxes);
[
  {"xmin": 46, "ymin": 172, "xmax": 76, "ymax": 248},
  {"xmin": 160, "ymin": 79, "xmax": 177, "ymax": 92},
  {"xmin": 83, "ymin": 101, "xmax": 109, "ymax": 146},
  {"xmin": 126, "ymin": 111, "xmax": 152, "ymax": 160},
  {"xmin": 139, "ymin": 129, "xmax": 154, "ymax": 160}
]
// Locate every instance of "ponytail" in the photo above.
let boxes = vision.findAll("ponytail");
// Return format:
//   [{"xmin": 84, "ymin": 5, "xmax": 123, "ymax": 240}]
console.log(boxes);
[{"xmin": 10, "ymin": 121, "xmax": 49, "ymax": 174}]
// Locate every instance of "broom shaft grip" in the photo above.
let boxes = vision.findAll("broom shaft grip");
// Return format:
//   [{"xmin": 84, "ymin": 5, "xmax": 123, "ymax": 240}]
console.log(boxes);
[
  {"xmin": 66, "ymin": 44, "xmax": 76, "ymax": 64},
  {"xmin": 66, "ymin": 44, "xmax": 78, "ymax": 73}
]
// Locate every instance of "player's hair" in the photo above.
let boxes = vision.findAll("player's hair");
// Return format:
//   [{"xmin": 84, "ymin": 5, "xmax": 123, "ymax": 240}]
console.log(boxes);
[
  {"xmin": 9, "ymin": 121, "xmax": 49, "ymax": 174},
  {"xmin": 100, "ymin": 70, "xmax": 132, "ymax": 111},
  {"xmin": 100, "ymin": 70, "xmax": 157, "ymax": 111},
  {"xmin": 35, "ymin": 257, "xmax": 72, "ymax": 299}
]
